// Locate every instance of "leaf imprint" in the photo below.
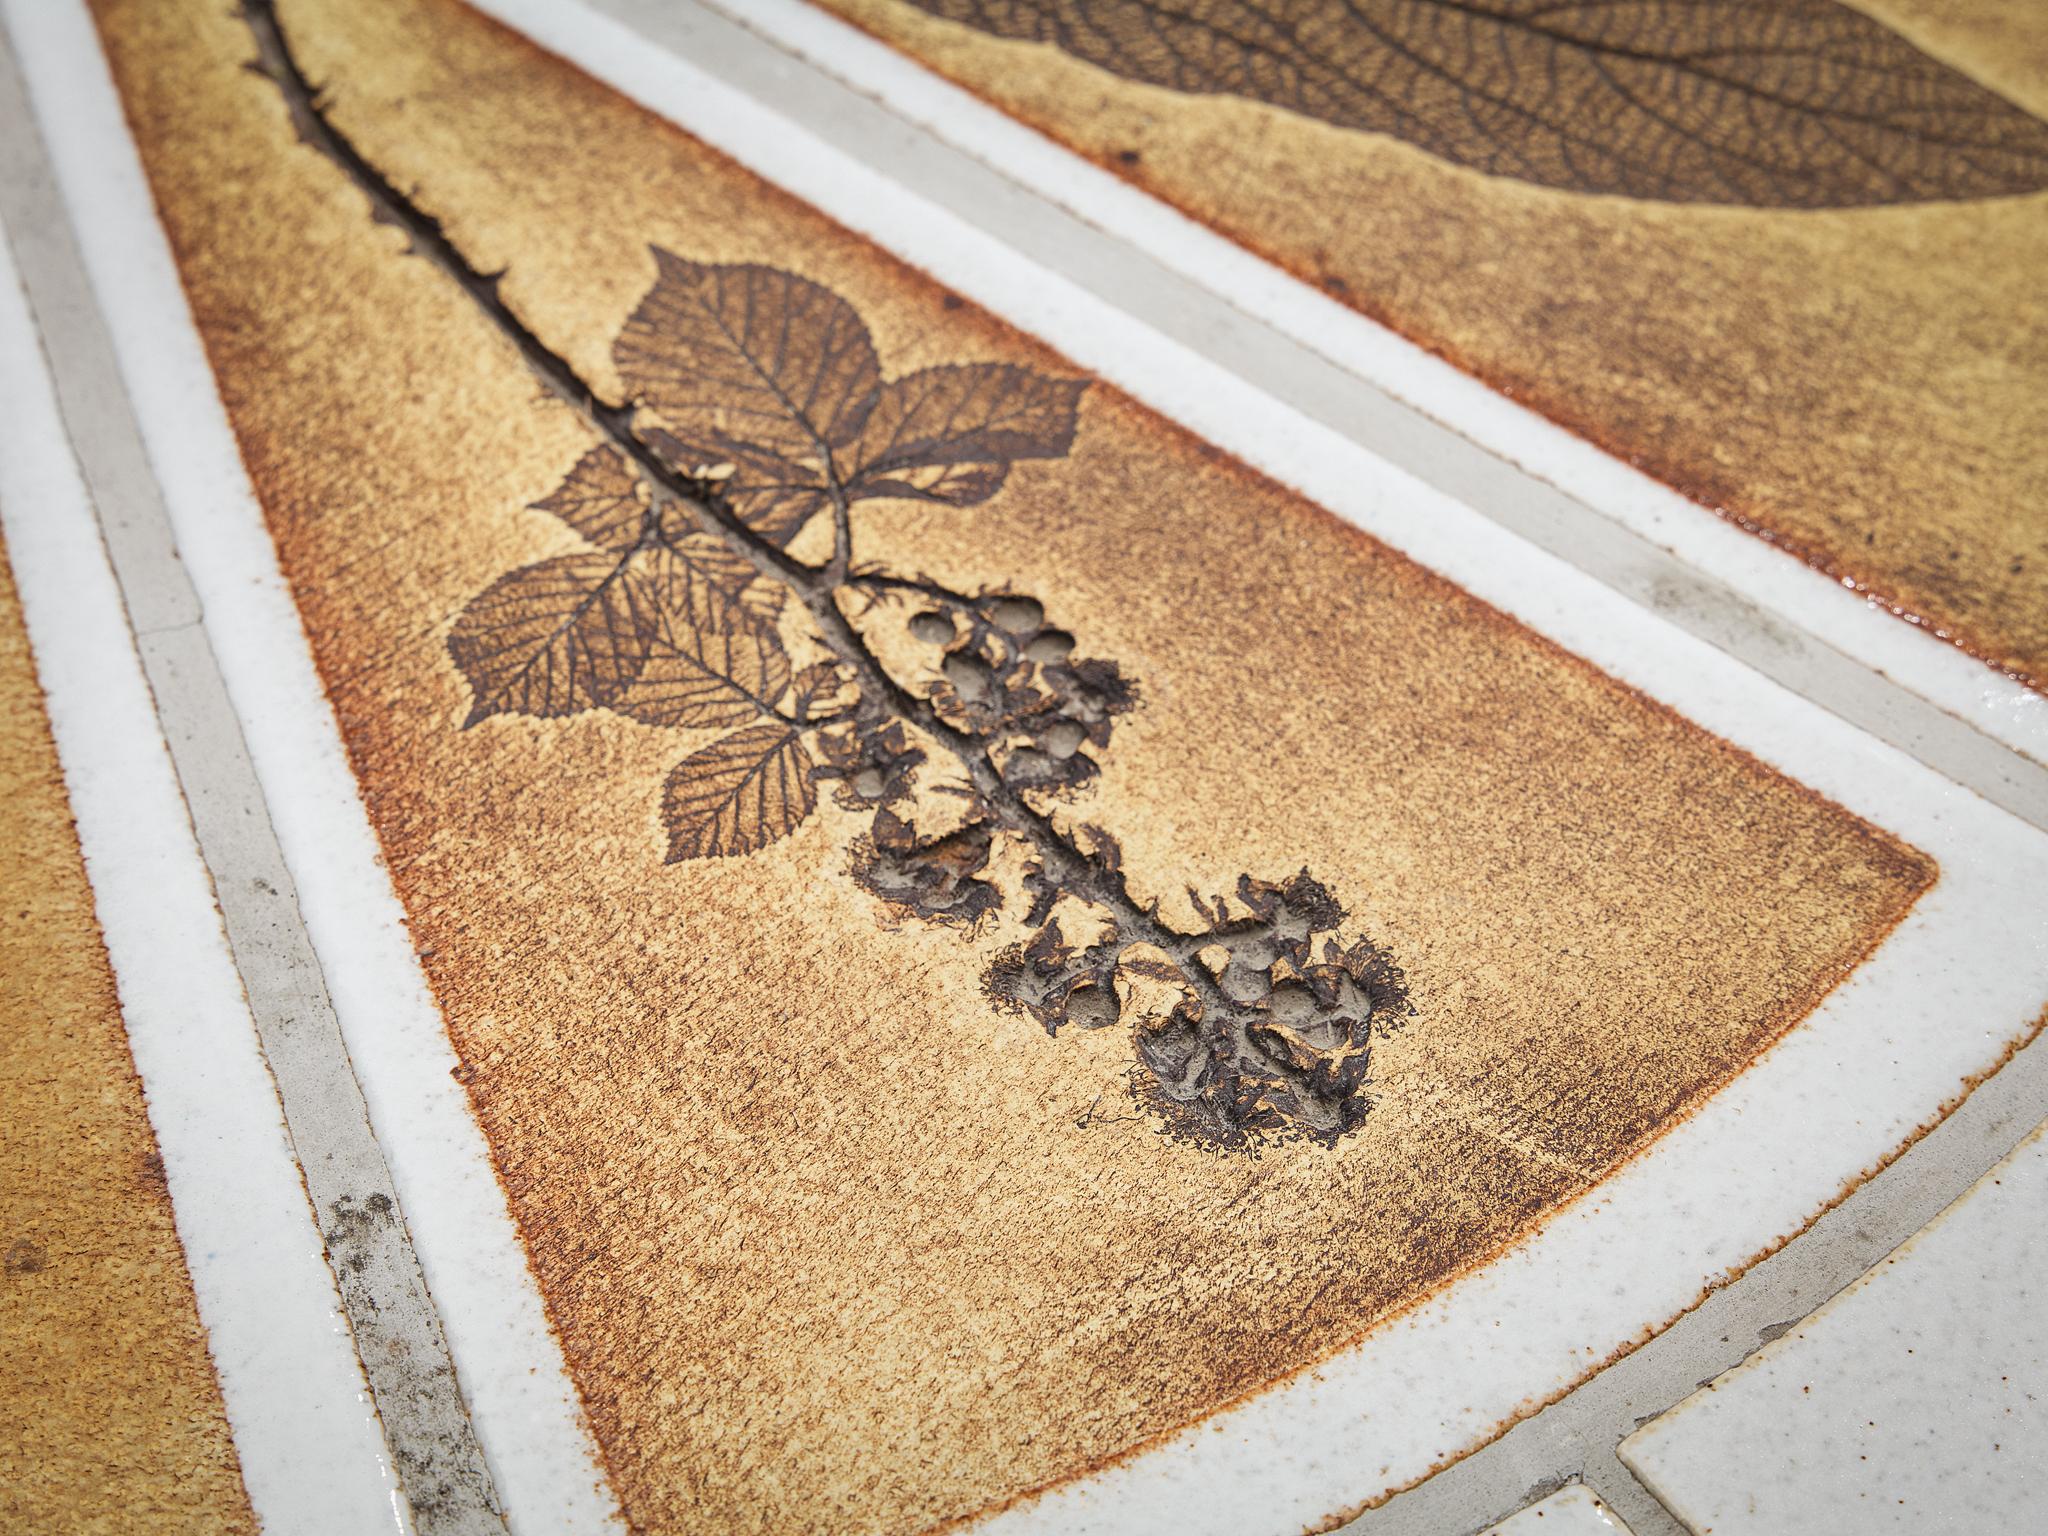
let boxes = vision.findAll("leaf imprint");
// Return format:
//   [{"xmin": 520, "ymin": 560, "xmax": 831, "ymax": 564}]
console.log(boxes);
[
  {"xmin": 900, "ymin": 0, "xmax": 2048, "ymax": 207},
  {"xmin": 663, "ymin": 722, "xmax": 818, "ymax": 861}
]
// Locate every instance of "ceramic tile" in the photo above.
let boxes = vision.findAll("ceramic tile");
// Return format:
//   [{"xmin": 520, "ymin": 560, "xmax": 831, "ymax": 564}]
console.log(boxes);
[
  {"xmin": 1620, "ymin": 1118, "xmax": 2048, "ymax": 1534},
  {"xmin": 717, "ymin": 0, "xmax": 2048, "ymax": 768},
  {"xmin": 1482, "ymin": 1485, "xmax": 1633, "ymax": 1536},
  {"xmin": 12, "ymin": 0, "xmax": 2048, "ymax": 1532},
  {"xmin": 73, "ymin": 0, "xmax": 1939, "ymax": 1526},
  {"xmin": 0, "ymin": 531, "xmax": 255, "ymax": 1530}
]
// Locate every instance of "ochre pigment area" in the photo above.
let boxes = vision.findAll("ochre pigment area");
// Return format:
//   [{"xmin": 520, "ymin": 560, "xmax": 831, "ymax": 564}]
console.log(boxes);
[
  {"xmin": 94, "ymin": 0, "xmax": 1932, "ymax": 1530},
  {"xmin": 0, "ymin": 534, "xmax": 256, "ymax": 1534},
  {"xmin": 818, "ymin": 0, "xmax": 2048, "ymax": 692}
]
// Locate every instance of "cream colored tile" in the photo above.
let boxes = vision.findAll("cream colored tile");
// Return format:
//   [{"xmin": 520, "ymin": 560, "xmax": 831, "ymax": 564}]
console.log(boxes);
[{"xmin": 1622, "ymin": 1120, "xmax": 2048, "ymax": 1533}]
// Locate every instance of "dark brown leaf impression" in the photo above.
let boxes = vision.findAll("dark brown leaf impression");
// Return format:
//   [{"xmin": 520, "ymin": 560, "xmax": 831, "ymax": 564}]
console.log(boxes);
[
  {"xmin": 902, "ymin": 0, "xmax": 2048, "ymax": 207},
  {"xmin": 451, "ymin": 250, "xmax": 1411, "ymax": 1148}
]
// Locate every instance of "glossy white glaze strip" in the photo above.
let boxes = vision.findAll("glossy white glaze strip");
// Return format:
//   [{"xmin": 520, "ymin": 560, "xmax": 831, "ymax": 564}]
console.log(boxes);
[{"xmin": 0, "ymin": 219, "xmax": 406, "ymax": 1535}]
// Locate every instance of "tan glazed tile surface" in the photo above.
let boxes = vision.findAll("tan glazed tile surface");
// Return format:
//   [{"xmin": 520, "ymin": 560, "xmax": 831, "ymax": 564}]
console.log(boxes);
[
  {"xmin": 0, "ymin": 533, "xmax": 257, "ymax": 1535},
  {"xmin": 810, "ymin": 0, "xmax": 2048, "ymax": 694},
  {"xmin": 93, "ymin": 0, "xmax": 1937, "ymax": 1528}
]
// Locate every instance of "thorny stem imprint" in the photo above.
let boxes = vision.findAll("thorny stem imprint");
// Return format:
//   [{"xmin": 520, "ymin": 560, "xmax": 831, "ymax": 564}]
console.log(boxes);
[{"xmin": 241, "ymin": 0, "xmax": 1412, "ymax": 1148}]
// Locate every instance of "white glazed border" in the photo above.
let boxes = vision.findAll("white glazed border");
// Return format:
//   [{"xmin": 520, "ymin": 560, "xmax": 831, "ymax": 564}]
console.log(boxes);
[
  {"xmin": 1487, "ymin": 1484, "xmax": 1627, "ymax": 1535},
  {"xmin": 709, "ymin": 0, "xmax": 2048, "ymax": 771},
  {"xmin": 0, "ymin": 227, "xmax": 406, "ymax": 1532},
  {"xmin": 1618, "ymin": 1117, "xmax": 2048, "ymax": 1530},
  {"xmin": 15, "ymin": 1, "xmax": 2048, "ymax": 1534}
]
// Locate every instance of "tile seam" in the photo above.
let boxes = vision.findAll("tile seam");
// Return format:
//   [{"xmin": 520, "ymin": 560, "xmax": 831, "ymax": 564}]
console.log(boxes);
[{"xmin": 0, "ymin": 16, "xmax": 508, "ymax": 1534}]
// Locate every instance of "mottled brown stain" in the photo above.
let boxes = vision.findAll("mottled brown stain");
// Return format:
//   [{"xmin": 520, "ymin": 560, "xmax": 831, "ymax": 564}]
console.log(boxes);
[
  {"xmin": 0, "ymin": 534, "xmax": 257, "ymax": 1533},
  {"xmin": 91, "ymin": 0, "xmax": 1934, "ymax": 1530},
  {"xmin": 819, "ymin": 0, "xmax": 2048, "ymax": 693}
]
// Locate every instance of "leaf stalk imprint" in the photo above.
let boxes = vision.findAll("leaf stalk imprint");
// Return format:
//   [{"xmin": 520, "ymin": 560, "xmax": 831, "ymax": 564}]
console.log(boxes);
[{"xmin": 241, "ymin": 0, "xmax": 1411, "ymax": 1148}]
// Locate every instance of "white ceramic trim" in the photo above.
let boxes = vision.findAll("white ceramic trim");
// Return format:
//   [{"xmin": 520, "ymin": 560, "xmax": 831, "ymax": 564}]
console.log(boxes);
[
  {"xmin": 21, "ymin": 2, "xmax": 2048, "ymax": 1535},
  {"xmin": 0, "ymin": 224, "xmax": 406, "ymax": 1535},
  {"xmin": 1485, "ymin": 1485, "xmax": 1634, "ymax": 1535},
  {"xmin": 0, "ymin": 4, "xmax": 625, "ymax": 1534},
  {"xmin": 1619, "ymin": 1117, "xmax": 2048, "ymax": 1533},
  {"xmin": 704, "ymin": 0, "xmax": 2048, "ymax": 772}
]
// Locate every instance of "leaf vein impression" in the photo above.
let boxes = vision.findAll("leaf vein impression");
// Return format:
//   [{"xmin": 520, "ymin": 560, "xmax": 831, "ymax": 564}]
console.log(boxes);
[{"xmin": 905, "ymin": 0, "xmax": 2048, "ymax": 206}]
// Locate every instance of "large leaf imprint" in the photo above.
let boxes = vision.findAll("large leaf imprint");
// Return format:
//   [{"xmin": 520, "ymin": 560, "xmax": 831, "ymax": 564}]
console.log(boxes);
[{"xmin": 900, "ymin": 0, "xmax": 2048, "ymax": 206}]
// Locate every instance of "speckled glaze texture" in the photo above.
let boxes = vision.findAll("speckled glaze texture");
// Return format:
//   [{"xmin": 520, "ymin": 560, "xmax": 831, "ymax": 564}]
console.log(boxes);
[
  {"xmin": 1622, "ymin": 1117, "xmax": 2048, "ymax": 1533},
  {"xmin": 90, "ymin": 0, "xmax": 1933, "ymax": 1529},
  {"xmin": 0, "ymin": 533, "xmax": 257, "ymax": 1535},
  {"xmin": 1484, "ymin": 1484, "xmax": 1634, "ymax": 1535},
  {"xmin": 812, "ymin": 0, "xmax": 2048, "ymax": 693}
]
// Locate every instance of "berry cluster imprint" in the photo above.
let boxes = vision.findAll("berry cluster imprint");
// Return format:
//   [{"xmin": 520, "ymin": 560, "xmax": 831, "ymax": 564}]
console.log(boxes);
[{"xmin": 242, "ymin": 0, "xmax": 1412, "ymax": 1150}]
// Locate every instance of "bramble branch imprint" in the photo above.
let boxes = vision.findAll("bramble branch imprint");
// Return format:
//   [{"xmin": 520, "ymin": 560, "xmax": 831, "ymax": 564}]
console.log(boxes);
[{"xmin": 242, "ymin": 0, "xmax": 1410, "ymax": 1149}]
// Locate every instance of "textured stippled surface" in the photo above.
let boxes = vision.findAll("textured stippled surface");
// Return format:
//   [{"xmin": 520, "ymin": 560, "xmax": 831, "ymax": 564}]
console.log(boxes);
[
  {"xmin": 0, "ymin": 533, "xmax": 257, "ymax": 1535},
  {"xmin": 1620, "ymin": 1117, "xmax": 2048, "ymax": 1533},
  {"xmin": 94, "ymin": 0, "xmax": 1933, "ymax": 1528},
  {"xmin": 812, "ymin": 0, "xmax": 2048, "ymax": 694}
]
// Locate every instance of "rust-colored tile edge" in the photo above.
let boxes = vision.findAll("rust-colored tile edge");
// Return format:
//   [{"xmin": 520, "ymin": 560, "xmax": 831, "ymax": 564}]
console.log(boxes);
[
  {"xmin": 812, "ymin": 6, "xmax": 2046, "ymax": 697},
  {"xmin": 0, "ymin": 531, "xmax": 258, "ymax": 1535},
  {"xmin": 74, "ymin": 5, "xmax": 644, "ymax": 1524},
  {"xmin": 918, "ymin": 845, "xmax": 1942, "ymax": 1536},
  {"xmin": 70, "ymin": 5, "xmax": 586, "ymax": 1524}
]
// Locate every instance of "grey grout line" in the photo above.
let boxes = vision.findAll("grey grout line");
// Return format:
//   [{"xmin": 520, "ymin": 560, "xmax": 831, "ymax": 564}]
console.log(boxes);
[
  {"xmin": 0, "ymin": 22, "xmax": 507, "ymax": 1536},
  {"xmin": 1577, "ymin": 1459, "xmax": 1688, "ymax": 1536},
  {"xmin": 0, "ymin": 100, "xmax": 198, "ymax": 637},
  {"xmin": 606, "ymin": 0, "xmax": 2048, "ymax": 836}
]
